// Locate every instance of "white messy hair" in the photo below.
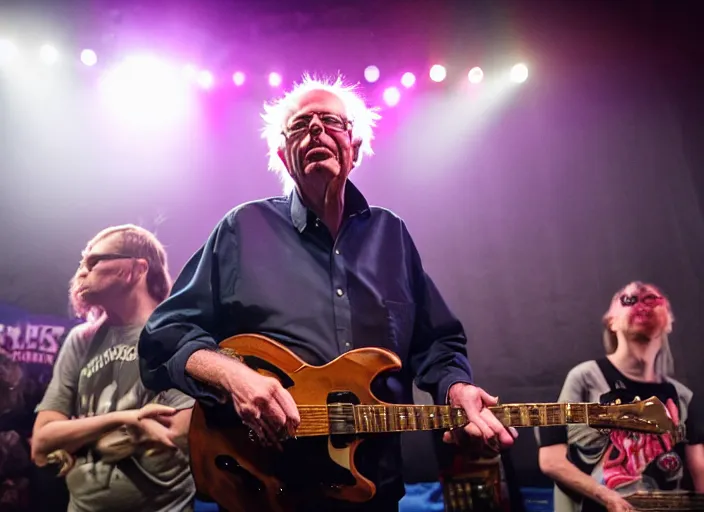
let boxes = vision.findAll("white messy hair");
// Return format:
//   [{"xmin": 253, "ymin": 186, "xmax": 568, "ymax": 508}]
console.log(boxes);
[{"xmin": 261, "ymin": 73, "xmax": 381, "ymax": 194}]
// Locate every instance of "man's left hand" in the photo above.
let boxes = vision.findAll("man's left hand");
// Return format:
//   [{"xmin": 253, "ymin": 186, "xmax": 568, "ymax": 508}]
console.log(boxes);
[{"xmin": 444, "ymin": 383, "xmax": 517, "ymax": 449}]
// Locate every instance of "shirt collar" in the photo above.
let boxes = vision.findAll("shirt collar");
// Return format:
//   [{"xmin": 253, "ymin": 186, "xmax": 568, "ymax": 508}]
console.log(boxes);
[{"xmin": 290, "ymin": 180, "xmax": 370, "ymax": 233}]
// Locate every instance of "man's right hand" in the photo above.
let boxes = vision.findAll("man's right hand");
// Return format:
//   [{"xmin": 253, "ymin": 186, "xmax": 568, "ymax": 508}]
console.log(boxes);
[{"xmin": 226, "ymin": 363, "xmax": 300, "ymax": 448}]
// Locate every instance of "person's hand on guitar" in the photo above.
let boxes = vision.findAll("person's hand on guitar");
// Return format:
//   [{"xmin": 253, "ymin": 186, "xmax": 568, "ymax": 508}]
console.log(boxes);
[
  {"xmin": 596, "ymin": 487, "xmax": 634, "ymax": 512},
  {"xmin": 444, "ymin": 383, "xmax": 518, "ymax": 451},
  {"xmin": 226, "ymin": 362, "xmax": 301, "ymax": 448}
]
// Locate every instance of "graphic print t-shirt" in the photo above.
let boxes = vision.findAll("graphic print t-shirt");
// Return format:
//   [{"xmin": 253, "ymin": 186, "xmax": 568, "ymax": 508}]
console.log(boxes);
[
  {"xmin": 536, "ymin": 358, "xmax": 703, "ymax": 512},
  {"xmin": 36, "ymin": 323, "xmax": 196, "ymax": 512}
]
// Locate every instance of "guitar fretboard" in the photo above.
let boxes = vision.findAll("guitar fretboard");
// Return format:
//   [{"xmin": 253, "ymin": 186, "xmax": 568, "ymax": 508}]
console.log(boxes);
[
  {"xmin": 491, "ymin": 402, "xmax": 592, "ymax": 429},
  {"xmin": 296, "ymin": 402, "xmax": 600, "ymax": 436}
]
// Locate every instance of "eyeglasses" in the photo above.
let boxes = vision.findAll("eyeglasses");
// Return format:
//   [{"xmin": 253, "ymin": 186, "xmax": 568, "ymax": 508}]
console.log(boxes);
[
  {"xmin": 619, "ymin": 293, "xmax": 664, "ymax": 307},
  {"xmin": 283, "ymin": 111, "xmax": 352, "ymax": 138},
  {"xmin": 80, "ymin": 253, "xmax": 135, "ymax": 271}
]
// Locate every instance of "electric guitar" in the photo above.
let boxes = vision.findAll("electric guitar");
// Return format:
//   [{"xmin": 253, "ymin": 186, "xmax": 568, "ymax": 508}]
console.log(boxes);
[{"xmin": 187, "ymin": 334, "xmax": 683, "ymax": 512}]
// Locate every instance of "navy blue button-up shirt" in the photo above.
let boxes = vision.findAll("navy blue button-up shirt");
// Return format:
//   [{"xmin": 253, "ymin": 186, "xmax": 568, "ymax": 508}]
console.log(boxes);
[{"xmin": 138, "ymin": 181, "xmax": 473, "ymax": 502}]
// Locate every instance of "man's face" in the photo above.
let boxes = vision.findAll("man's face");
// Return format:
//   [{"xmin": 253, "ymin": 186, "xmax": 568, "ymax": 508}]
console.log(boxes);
[
  {"xmin": 277, "ymin": 89, "xmax": 360, "ymax": 195},
  {"xmin": 73, "ymin": 234, "xmax": 136, "ymax": 307},
  {"xmin": 608, "ymin": 283, "xmax": 670, "ymax": 339}
]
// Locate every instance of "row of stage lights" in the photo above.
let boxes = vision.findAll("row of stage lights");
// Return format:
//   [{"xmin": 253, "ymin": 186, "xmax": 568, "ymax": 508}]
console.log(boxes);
[{"xmin": 0, "ymin": 39, "xmax": 529, "ymax": 108}]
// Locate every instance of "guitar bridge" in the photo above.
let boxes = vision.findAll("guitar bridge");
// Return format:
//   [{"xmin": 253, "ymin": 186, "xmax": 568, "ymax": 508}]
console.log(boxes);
[{"xmin": 327, "ymin": 403, "xmax": 357, "ymax": 435}]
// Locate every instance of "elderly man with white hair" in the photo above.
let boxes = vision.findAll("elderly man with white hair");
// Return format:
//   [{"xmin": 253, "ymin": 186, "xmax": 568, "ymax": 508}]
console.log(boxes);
[{"xmin": 138, "ymin": 74, "xmax": 515, "ymax": 511}]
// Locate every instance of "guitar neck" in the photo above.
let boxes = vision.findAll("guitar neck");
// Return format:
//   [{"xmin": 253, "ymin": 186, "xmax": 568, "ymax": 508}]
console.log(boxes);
[{"xmin": 297, "ymin": 402, "xmax": 603, "ymax": 436}]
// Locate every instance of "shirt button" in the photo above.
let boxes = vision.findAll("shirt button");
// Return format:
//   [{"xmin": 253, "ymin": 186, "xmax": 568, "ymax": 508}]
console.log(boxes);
[
  {"xmin": 334, "ymin": 249, "xmax": 340, "ymax": 255},
  {"xmin": 345, "ymin": 342, "xmax": 351, "ymax": 348},
  {"xmin": 336, "ymin": 288, "xmax": 344, "ymax": 297}
]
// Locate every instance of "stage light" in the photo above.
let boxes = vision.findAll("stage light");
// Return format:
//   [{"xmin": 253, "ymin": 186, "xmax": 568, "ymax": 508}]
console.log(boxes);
[
  {"xmin": 196, "ymin": 70, "xmax": 213, "ymax": 89},
  {"xmin": 0, "ymin": 39, "xmax": 18, "ymax": 65},
  {"xmin": 39, "ymin": 44, "xmax": 58, "ymax": 64},
  {"xmin": 429, "ymin": 64, "xmax": 446, "ymax": 82},
  {"xmin": 383, "ymin": 86, "xmax": 400, "ymax": 107},
  {"xmin": 364, "ymin": 65, "xmax": 380, "ymax": 83},
  {"xmin": 232, "ymin": 71, "xmax": 245, "ymax": 86},
  {"xmin": 400, "ymin": 72, "xmax": 416, "ymax": 88},
  {"xmin": 80, "ymin": 49, "xmax": 97, "ymax": 66},
  {"xmin": 468, "ymin": 66, "xmax": 483, "ymax": 84},
  {"xmin": 510, "ymin": 63, "xmax": 528, "ymax": 83},
  {"xmin": 99, "ymin": 55, "xmax": 190, "ymax": 127},
  {"xmin": 182, "ymin": 64, "xmax": 198, "ymax": 79},
  {"xmin": 268, "ymin": 72, "xmax": 282, "ymax": 87}
]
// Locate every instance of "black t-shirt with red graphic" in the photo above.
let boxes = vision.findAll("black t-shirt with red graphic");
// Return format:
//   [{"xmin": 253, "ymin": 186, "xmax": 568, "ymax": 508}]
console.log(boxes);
[{"xmin": 537, "ymin": 358, "xmax": 704, "ymax": 512}]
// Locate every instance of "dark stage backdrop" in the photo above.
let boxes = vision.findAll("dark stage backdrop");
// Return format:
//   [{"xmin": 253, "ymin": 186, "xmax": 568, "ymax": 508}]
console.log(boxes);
[{"xmin": 1, "ymin": 6, "xmax": 704, "ymax": 490}]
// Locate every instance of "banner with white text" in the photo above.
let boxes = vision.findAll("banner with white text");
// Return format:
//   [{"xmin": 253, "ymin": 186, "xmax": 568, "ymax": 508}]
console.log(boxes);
[{"xmin": 0, "ymin": 302, "xmax": 78, "ymax": 511}]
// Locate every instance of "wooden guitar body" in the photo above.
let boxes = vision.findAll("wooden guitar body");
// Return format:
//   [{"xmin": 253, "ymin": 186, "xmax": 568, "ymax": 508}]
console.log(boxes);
[{"xmin": 188, "ymin": 334, "xmax": 403, "ymax": 512}]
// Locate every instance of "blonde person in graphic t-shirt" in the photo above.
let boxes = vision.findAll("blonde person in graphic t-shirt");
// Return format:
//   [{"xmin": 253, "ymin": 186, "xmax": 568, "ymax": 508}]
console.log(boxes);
[
  {"xmin": 32, "ymin": 225, "xmax": 196, "ymax": 512},
  {"xmin": 536, "ymin": 281, "xmax": 704, "ymax": 512}
]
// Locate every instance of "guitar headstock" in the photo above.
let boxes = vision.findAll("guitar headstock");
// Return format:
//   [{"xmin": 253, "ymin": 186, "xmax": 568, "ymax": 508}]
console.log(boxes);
[{"xmin": 590, "ymin": 396, "xmax": 685, "ymax": 440}]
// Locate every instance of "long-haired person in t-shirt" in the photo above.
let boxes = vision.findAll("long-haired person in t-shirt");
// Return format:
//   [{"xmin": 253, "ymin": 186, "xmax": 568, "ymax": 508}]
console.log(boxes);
[{"xmin": 537, "ymin": 281, "xmax": 704, "ymax": 512}]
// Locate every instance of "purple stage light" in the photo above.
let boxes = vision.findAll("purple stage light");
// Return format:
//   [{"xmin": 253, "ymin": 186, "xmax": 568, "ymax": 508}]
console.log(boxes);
[
  {"xmin": 383, "ymin": 87, "xmax": 400, "ymax": 107},
  {"xmin": 364, "ymin": 65, "xmax": 380, "ymax": 83},
  {"xmin": 429, "ymin": 64, "xmax": 446, "ymax": 82},
  {"xmin": 401, "ymin": 72, "xmax": 416, "ymax": 88},
  {"xmin": 232, "ymin": 71, "xmax": 245, "ymax": 86},
  {"xmin": 468, "ymin": 66, "xmax": 483, "ymax": 84},
  {"xmin": 196, "ymin": 70, "xmax": 214, "ymax": 89},
  {"xmin": 81, "ymin": 49, "xmax": 98, "ymax": 67},
  {"xmin": 269, "ymin": 72, "xmax": 282, "ymax": 87}
]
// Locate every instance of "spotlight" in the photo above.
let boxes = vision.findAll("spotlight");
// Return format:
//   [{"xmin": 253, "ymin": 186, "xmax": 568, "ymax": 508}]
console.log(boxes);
[
  {"xmin": 0, "ymin": 39, "xmax": 18, "ymax": 65},
  {"xmin": 232, "ymin": 71, "xmax": 245, "ymax": 86},
  {"xmin": 510, "ymin": 63, "xmax": 528, "ymax": 83},
  {"xmin": 383, "ymin": 86, "xmax": 400, "ymax": 107},
  {"xmin": 364, "ymin": 65, "xmax": 380, "ymax": 83},
  {"xmin": 468, "ymin": 67, "xmax": 483, "ymax": 84},
  {"xmin": 98, "ymin": 55, "xmax": 190, "ymax": 127},
  {"xmin": 81, "ymin": 49, "xmax": 98, "ymax": 66},
  {"xmin": 196, "ymin": 70, "xmax": 214, "ymax": 89},
  {"xmin": 182, "ymin": 64, "xmax": 198, "ymax": 79},
  {"xmin": 39, "ymin": 44, "xmax": 58, "ymax": 64},
  {"xmin": 429, "ymin": 64, "xmax": 446, "ymax": 83},
  {"xmin": 268, "ymin": 72, "xmax": 282, "ymax": 87},
  {"xmin": 400, "ymin": 72, "xmax": 416, "ymax": 88}
]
